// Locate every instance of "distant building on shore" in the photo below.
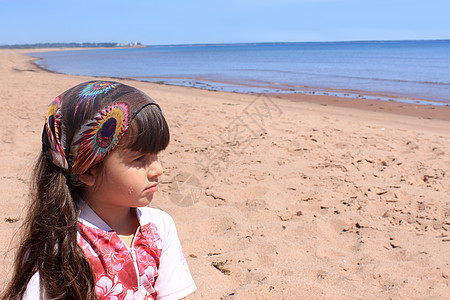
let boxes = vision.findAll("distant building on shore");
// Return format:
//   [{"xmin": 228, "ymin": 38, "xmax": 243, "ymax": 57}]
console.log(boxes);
[{"xmin": 116, "ymin": 41, "xmax": 146, "ymax": 48}]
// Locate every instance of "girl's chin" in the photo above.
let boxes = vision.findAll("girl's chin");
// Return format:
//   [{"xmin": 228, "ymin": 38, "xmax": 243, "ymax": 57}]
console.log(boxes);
[{"xmin": 136, "ymin": 196, "xmax": 154, "ymax": 206}]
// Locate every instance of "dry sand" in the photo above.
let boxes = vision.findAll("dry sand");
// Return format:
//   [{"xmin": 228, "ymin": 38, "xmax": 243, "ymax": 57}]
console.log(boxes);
[{"xmin": 1, "ymin": 49, "xmax": 449, "ymax": 299}]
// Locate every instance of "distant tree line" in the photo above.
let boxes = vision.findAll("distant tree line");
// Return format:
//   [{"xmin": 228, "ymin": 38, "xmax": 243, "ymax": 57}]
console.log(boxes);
[{"xmin": 0, "ymin": 42, "xmax": 124, "ymax": 49}]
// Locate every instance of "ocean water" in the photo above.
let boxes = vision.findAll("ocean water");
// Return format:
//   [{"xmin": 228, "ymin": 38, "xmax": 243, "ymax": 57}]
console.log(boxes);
[{"xmin": 31, "ymin": 40, "xmax": 450, "ymax": 105}]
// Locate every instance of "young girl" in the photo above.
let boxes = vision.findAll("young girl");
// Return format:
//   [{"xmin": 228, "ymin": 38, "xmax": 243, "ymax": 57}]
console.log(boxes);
[{"xmin": 2, "ymin": 81, "xmax": 197, "ymax": 299}]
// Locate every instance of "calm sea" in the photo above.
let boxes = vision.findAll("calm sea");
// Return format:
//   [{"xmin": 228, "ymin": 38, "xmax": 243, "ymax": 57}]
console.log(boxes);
[{"xmin": 31, "ymin": 40, "xmax": 450, "ymax": 105}]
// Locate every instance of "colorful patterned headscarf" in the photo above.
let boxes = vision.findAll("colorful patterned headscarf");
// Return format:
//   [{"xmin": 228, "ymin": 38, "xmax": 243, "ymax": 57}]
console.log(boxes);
[{"xmin": 43, "ymin": 81, "xmax": 159, "ymax": 181}]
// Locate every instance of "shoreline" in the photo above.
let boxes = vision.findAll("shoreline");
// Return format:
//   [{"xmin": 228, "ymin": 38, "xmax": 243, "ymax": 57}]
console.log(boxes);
[
  {"xmin": 25, "ymin": 48, "xmax": 450, "ymax": 121},
  {"xmin": 124, "ymin": 75, "xmax": 450, "ymax": 107},
  {"xmin": 26, "ymin": 47, "xmax": 450, "ymax": 110}
]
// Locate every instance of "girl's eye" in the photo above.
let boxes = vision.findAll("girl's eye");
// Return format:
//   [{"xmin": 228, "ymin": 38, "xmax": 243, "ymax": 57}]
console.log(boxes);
[
  {"xmin": 134, "ymin": 156, "xmax": 145, "ymax": 162},
  {"xmin": 130, "ymin": 153, "xmax": 158, "ymax": 165}
]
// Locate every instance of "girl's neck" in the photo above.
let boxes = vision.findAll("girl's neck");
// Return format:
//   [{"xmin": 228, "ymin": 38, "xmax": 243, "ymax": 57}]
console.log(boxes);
[{"xmin": 87, "ymin": 202, "xmax": 140, "ymax": 237}]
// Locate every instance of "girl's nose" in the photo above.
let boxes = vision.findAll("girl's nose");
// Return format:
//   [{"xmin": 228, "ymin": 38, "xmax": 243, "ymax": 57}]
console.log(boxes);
[{"xmin": 148, "ymin": 159, "xmax": 163, "ymax": 179}]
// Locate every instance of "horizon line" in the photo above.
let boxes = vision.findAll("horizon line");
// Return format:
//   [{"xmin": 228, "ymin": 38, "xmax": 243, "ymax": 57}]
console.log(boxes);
[
  {"xmin": 147, "ymin": 39, "xmax": 450, "ymax": 47},
  {"xmin": 1, "ymin": 38, "xmax": 449, "ymax": 48}
]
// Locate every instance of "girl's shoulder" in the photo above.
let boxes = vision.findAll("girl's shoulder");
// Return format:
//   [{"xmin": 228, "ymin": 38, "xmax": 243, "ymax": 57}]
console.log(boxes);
[
  {"xmin": 23, "ymin": 271, "xmax": 42, "ymax": 299},
  {"xmin": 137, "ymin": 207, "xmax": 177, "ymax": 234}
]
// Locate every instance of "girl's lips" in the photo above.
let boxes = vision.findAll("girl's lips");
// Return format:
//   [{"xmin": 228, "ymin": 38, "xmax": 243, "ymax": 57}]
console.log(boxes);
[{"xmin": 144, "ymin": 184, "xmax": 158, "ymax": 193}]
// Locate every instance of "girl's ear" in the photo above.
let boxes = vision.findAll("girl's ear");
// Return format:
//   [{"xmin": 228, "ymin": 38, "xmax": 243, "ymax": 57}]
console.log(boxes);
[{"xmin": 78, "ymin": 166, "xmax": 99, "ymax": 187}]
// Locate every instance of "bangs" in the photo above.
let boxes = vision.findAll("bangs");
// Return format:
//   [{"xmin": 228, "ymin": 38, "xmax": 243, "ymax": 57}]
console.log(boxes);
[{"xmin": 119, "ymin": 104, "xmax": 170, "ymax": 153}]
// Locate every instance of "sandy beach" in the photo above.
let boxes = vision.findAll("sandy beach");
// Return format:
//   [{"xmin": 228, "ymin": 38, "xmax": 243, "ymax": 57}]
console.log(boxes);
[{"xmin": 1, "ymin": 49, "xmax": 449, "ymax": 299}]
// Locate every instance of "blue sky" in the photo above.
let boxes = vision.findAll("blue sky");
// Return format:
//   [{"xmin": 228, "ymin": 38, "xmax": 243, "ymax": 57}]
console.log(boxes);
[{"xmin": 0, "ymin": 0, "xmax": 449, "ymax": 45}]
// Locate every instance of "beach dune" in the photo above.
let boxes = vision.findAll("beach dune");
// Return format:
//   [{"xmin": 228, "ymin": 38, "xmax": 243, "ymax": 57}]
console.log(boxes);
[{"xmin": 1, "ymin": 50, "xmax": 449, "ymax": 299}]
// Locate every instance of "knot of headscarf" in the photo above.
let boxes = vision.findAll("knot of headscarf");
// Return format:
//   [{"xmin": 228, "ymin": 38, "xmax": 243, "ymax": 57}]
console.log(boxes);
[{"xmin": 42, "ymin": 81, "xmax": 159, "ymax": 181}]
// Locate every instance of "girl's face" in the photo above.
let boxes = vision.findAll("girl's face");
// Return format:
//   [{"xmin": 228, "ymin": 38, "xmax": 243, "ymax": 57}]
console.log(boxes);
[{"xmin": 83, "ymin": 148, "xmax": 163, "ymax": 209}]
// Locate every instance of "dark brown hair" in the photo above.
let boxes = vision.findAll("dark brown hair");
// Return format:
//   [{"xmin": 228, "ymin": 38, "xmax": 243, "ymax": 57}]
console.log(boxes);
[{"xmin": 2, "ymin": 104, "xmax": 169, "ymax": 299}]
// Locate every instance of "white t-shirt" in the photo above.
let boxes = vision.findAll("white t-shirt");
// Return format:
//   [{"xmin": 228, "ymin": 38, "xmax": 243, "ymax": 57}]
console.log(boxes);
[{"xmin": 24, "ymin": 203, "xmax": 196, "ymax": 299}]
